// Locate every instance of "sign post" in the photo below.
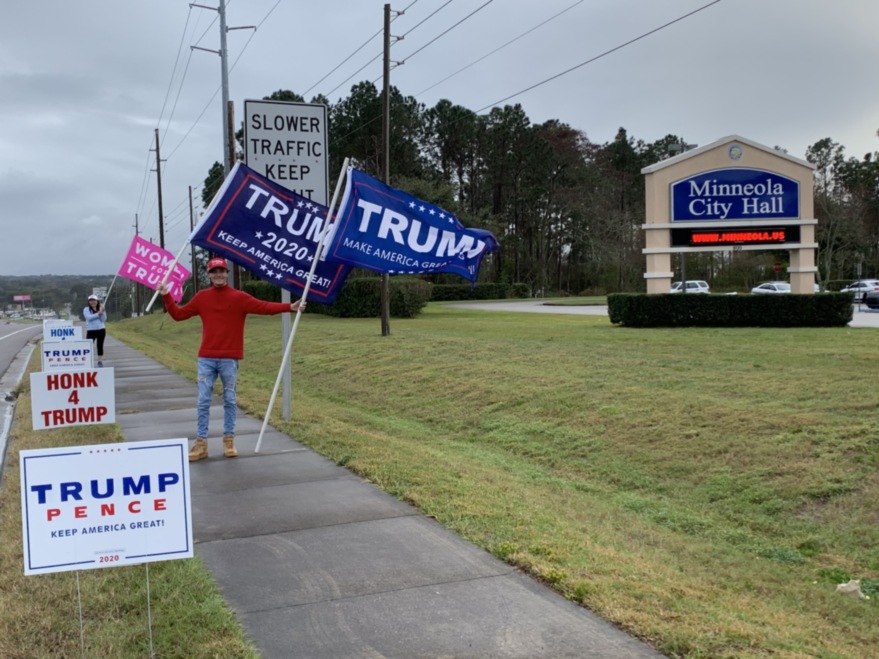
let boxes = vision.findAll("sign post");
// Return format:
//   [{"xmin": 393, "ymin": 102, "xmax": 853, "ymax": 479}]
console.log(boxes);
[{"xmin": 244, "ymin": 100, "xmax": 329, "ymax": 420}]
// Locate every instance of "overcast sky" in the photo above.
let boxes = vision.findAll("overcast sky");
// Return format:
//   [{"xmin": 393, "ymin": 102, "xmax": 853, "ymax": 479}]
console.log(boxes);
[{"xmin": 1, "ymin": 0, "xmax": 876, "ymax": 276}]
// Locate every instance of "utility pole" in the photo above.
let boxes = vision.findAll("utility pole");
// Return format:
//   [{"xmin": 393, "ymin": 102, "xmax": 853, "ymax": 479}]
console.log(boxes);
[
  {"xmin": 152, "ymin": 128, "xmax": 166, "ymax": 249},
  {"xmin": 219, "ymin": 0, "xmax": 230, "ymax": 174},
  {"xmin": 380, "ymin": 3, "xmax": 392, "ymax": 336},
  {"xmin": 191, "ymin": 1, "xmax": 253, "ymax": 290},
  {"xmin": 133, "ymin": 214, "xmax": 143, "ymax": 316},
  {"xmin": 191, "ymin": 1, "xmax": 254, "ymax": 177},
  {"xmin": 227, "ymin": 99, "xmax": 241, "ymax": 288},
  {"xmin": 188, "ymin": 186, "xmax": 199, "ymax": 293}
]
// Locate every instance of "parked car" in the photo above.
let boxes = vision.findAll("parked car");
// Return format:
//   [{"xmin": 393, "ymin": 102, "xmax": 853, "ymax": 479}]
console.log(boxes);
[
  {"xmin": 864, "ymin": 290, "xmax": 879, "ymax": 309},
  {"xmin": 669, "ymin": 280, "xmax": 710, "ymax": 294},
  {"xmin": 840, "ymin": 279, "xmax": 879, "ymax": 301},
  {"xmin": 751, "ymin": 282, "xmax": 791, "ymax": 294}
]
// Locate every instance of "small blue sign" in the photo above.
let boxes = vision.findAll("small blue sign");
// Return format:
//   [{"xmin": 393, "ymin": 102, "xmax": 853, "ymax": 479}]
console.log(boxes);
[{"xmin": 671, "ymin": 168, "xmax": 799, "ymax": 221}]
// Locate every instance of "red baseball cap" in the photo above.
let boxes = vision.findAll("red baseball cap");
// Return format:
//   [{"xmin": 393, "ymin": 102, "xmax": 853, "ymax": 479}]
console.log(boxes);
[{"xmin": 207, "ymin": 257, "xmax": 228, "ymax": 272}]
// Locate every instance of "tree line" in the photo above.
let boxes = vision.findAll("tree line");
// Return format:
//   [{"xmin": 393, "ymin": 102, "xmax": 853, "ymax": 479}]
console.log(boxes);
[
  {"xmin": 0, "ymin": 275, "xmax": 135, "ymax": 320},
  {"xmin": 200, "ymin": 85, "xmax": 879, "ymax": 295}
]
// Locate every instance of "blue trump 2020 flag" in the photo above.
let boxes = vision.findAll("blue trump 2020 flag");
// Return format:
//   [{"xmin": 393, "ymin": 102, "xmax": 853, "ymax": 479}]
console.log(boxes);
[
  {"xmin": 326, "ymin": 168, "xmax": 498, "ymax": 283},
  {"xmin": 189, "ymin": 162, "xmax": 351, "ymax": 303}
]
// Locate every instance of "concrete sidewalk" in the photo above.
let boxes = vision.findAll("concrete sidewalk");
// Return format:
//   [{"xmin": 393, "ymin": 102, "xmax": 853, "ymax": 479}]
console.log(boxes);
[{"xmin": 109, "ymin": 335, "xmax": 664, "ymax": 658}]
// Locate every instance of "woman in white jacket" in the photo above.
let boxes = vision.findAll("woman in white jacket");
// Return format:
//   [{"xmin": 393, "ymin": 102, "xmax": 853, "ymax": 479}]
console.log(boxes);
[{"xmin": 82, "ymin": 294, "xmax": 107, "ymax": 367}]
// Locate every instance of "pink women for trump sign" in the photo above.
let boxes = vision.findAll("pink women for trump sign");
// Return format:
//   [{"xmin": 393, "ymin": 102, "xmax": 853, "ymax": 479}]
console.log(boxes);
[{"xmin": 118, "ymin": 236, "xmax": 191, "ymax": 302}]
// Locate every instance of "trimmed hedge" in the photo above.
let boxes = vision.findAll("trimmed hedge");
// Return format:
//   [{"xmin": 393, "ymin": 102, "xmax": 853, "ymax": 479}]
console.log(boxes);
[
  {"xmin": 242, "ymin": 279, "xmax": 283, "ymax": 302},
  {"xmin": 243, "ymin": 277, "xmax": 431, "ymax": 318},
  {"xmin": 607, "ymin": 293, "xmax": 853, "ymax": 328},
  {"xmin": 308, "ymin": 277, "xmax": 432, "ymax": 318},
  {"xmin": 243, "ymin": 278, "xmax": 529, "ymax": 308},
  {"xmin": 428, "ymin": 282, "xmax": 530, "ymax": 300}
]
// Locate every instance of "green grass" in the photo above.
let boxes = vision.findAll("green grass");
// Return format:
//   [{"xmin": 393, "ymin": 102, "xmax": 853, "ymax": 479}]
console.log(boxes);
[
  {"xmin": 0, "ymin": 351, "xmax": 259, "ymax": 659},
  {"xmin": 10, "ymin": 303, "xmax": 879, "ymax": 658}
]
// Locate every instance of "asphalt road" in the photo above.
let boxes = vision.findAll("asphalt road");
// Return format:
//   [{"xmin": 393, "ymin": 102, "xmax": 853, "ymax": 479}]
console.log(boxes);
[{"xmin": 0, "ymin": 321, "xmax": 42, "ymax": 473}]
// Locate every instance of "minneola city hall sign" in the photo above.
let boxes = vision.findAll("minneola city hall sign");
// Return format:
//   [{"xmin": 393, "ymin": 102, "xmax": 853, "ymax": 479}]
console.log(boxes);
[{"xmin": 641, "ymin": 135, "xmax": 817, "ymax": 294}]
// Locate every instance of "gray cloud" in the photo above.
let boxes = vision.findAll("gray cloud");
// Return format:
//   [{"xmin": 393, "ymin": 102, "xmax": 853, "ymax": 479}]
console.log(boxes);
[{"xmin": 0, "ymin": 0, "xmax": 877, "ymax": 275}]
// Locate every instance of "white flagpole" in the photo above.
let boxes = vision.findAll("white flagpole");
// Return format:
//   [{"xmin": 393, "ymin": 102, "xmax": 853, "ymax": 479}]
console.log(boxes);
[
  {"xmin": 104, "ymin": 234, "xmax": 142, "ymax": 305},
  {"xmin": 143, "ymin": 163, "xmax": 244, "ymax": 312},
  {"xmin": 144, "ymin": 241, "xmax": 191, "ymax": 313},
  {"xmin": 254, "ymin": 157, "xmax": 350, "ymax": 454},
  {"xmin": 103, "ymin": 273, "xmax": 120, "ymax": 305}
]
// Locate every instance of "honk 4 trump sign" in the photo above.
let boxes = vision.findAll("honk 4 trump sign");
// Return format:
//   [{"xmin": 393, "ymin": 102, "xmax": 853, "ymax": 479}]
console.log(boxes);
[
  {"xmin": 30, "ymin": 369, "xmax": 115, "ymax": 430},
  {"xmin": 42, "ymin": 319, "xmax": 82, "ymax": 342},
  {"xmin": 20, "ymin": 438, "xmax": 193, "ymax": 575}
]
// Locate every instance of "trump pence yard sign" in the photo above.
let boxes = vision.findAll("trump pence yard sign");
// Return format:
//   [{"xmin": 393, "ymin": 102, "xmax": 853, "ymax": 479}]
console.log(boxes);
[
  {"xmin": 40, "ymin": 340, "xmax": 95, "ymax": 371},
  {"xmin": 20, "ymin": 438, "xmax": 193, "ymax": 575}
]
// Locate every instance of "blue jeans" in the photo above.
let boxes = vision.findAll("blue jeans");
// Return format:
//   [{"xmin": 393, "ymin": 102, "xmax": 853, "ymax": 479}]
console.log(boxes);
[{"xmin": 196, "ymin": 358, "xmax": 238, "ymax": 439}]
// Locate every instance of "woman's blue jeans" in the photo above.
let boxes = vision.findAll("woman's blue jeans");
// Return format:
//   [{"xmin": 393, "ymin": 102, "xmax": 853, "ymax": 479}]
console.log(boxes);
[{"xmin": 196, "ymin": 357, "xmax": 238, "ymax": 439}]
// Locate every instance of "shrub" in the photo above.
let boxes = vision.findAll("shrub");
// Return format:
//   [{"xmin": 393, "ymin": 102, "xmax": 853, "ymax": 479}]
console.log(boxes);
[
  {"xmin": 242, "ymin": 277, "xmax": 431, "ymax": 318},
  {"xmin": 310, "ymin": 277, "xmax": 432, "ymax": 318},
  {"xmin": 430, "ymin": 283, "xmax": 512, "ymax": 301},
  {"xmin": 511, "ymin": 283, "xmax": 530, "ymax": 298},
  {"xmin": 242, "ymin": 280, "xmax": 283, "ymax": 302}
]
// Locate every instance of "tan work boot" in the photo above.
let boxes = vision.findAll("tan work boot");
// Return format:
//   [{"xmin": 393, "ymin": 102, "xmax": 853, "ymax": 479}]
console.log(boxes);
[
  {"xmin": 189, "ymin": 438, "xmax": 208, "ymax": 462},
  {"xmin": 223, "ymin": 435, "xmax": 238, "ymax": 458}
]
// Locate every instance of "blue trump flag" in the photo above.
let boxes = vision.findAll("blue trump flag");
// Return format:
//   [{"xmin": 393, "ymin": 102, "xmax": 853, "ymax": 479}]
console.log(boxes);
[
  {"xmin": 189, "ymin": 162, "xmax": 351, "ymax": 304},
  {"xmin": 326, "ymin": 168, "xmax": 498, "ymax": 283}
]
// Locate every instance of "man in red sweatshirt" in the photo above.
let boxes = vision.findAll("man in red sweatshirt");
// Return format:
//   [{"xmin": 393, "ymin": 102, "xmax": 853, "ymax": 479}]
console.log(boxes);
[{"xmin": 160, "ymin": 257, "xmax": 306, "ymax": 461}]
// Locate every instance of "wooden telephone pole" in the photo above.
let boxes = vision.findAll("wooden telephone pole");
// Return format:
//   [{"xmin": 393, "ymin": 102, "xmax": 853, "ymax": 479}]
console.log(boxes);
[{"xmin": 380, "ymin": 3, "xmax": 392, "ymax": 336}]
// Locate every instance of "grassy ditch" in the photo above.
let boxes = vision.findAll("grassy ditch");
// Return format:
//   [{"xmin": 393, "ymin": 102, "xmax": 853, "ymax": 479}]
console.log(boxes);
[
  {"xmin": 108, "ymin": 305, "xmax": 878, "ymax": 657},
  {"xmin": 0, "ymin": 349, "xmax": 259, "ymax": 659}
]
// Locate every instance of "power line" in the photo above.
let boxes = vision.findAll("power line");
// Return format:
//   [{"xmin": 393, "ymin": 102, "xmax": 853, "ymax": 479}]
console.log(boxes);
[
  {"xmin": 330, "ymin": 1, "xmax": 720, "ymax": 167},
  {"xmin": 369, "ymin": 0, "xmax": 458, "ymax": 85},
  {"xmin": 162, "ymin": 0, "xmax": 279, "ymax": 164},
  {"xmin": 413, "ymin": 0, "xmax": 584, "ymax": 98},
  {"xmin": 475, "ymin": 0, "xmax": 722, "ymax": 114},
  {"xmin": 393, "ymin": 0, "xmax": 495, "ymax": 68},
  {"xmin": 304, "ymin": 27, "xmax": 383, "ymax": 97},
  {"xmin": 331, "ymin": 1, "xmax": 571, "ymax": 151},
  {"xmin": 306, "ymin": 0, "xmax": 421, "ymax": 98},
  {"xmin": 397, "ymin": 0, "xmax": 454, "ymax": 40},
  {"xmin": 321, "ymin": 4, "xmax": 429, "ymax": 99},
  {"xmin": 156, "ymin": 6, "xmax": 195, "ymax": 143},
  {"xmin": 325, "ymin": 52, "xmax": 384, "ymax": 99},
  {"xmin": 135, "ymin": 135, "xmax": 157, "ymax": 221},
  {"xmin": 161, "ymin": 49, "xmax": 196, "ymax": 149}
]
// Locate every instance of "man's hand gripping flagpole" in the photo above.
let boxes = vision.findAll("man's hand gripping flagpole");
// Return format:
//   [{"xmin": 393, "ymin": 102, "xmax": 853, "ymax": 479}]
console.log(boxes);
[
  {"xmin": 254, "ymin": 157, "xmax": 351, "ymax": 454},
  {"xmin": 143, "ymin": 242, "xmax": 191, "ymax": 313}
]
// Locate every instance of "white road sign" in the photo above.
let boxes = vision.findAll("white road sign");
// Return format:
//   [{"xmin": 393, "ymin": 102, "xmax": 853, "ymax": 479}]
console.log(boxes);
[{"xmin": 244, "ymin": 99, "xmax": 329, "ymax": 204}]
